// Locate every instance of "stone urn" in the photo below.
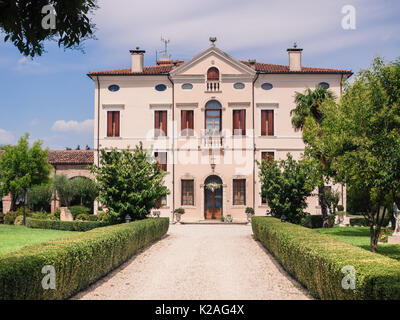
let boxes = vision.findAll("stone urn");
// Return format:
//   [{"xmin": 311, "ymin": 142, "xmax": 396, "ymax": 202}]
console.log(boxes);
[
  {"xmin": 174, "ymin": 208, "xmax": 185, "ymax": 224},
  {"xmin": 245, "ymin": 207, "xmax": 255, "ymax": 224}
]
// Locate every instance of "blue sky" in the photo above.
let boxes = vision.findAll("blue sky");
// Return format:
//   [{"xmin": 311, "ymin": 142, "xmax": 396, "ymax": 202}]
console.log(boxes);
[{"xmin": 0, "ymin": 0, "xmax": 399, "ymax": 149}]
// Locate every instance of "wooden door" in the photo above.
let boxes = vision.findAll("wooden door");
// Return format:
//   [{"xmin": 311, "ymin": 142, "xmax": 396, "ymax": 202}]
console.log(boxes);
[{"xmin": 205, "ymin": 187, "xmax": 222, "ymax": 220}]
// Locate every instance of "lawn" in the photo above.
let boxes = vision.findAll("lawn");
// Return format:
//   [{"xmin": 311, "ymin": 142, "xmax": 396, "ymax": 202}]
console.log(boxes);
[
  {"xmin": 316, "ymin": 226, "xmax": 400, "ymax": 261},
  {"xmin": 0, "ymin": 225, "xmax": 79, "ymax": 256}
]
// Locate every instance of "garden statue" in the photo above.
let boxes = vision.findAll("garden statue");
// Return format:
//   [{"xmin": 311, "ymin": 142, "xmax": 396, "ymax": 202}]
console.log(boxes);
[{"xmin": 393, "ymin": 204, "xmax": 400, "ymax": 236}]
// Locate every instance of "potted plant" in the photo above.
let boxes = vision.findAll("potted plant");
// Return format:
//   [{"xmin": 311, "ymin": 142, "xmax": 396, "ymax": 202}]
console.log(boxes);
[
  {"xmin": 245, "ymin": 207, "xmax": 255, "ymax": 223},
  {"xmin": 205, "ymin": 182, "xmax": 222, "ymax": 192},
  {"xmin": 174, "ymin": 208, "xmax": 185, "ymax": 223},
  {"xmin": 224, "ymin": 214, "xmax": 233, "ymax": 223}
]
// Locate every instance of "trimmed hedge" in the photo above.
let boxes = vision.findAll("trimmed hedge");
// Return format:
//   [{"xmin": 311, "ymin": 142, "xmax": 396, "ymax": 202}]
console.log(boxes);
[
  {"xmin": 0, "ymin": 218, "xmax": 169, "ymax": 299},
  {"xmin": 252, "ymin": 216, "xmax": 400, "ymax": 300},
  {"xmin": 300, "ymin": 214, "xmax": 336, "ymax": 229},
  {"xmin": 349, "ymin": 217, "xmax": 369, "ymax": 227},
  {"xmin": 26, "ymin": 218, "xmax": 106, "ymax": 232}
]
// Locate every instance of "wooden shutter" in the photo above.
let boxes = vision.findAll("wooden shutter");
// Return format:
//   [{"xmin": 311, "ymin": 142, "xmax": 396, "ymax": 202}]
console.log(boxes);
[
  {"xmin": 233, "ymin": 110, "xmax": 240, "ymax": 135},
  {"xmin": 188, "ymin": 111, "xmax": 194, "ymax": 132},
  {"xmin": 181, "ymin": 110, "xmax": 187, "ymax": 132},
  {"xmin": 107, "ymin": 111, "xmax": 113, "ymax": 137},
  {"xmin": 267, "ymin": 110, "xmax": 274, "ymax": 136},
  {"xmin": 262, "ymin": 152, "xmax": 274, "ymax": 163},
  {"xmin": 241, "ymin": 110, "xmax": 246, "ymax": 135},
  {"xmin": 161, "ymin": 111, "xmax": 167, "ymax": 136},
  {"xmin": 155, "ymin": 111, "xmax": 160, "ymax": 136},
  {"xmin": 114, "ymin": 111, "xmax": 120, "ymax": 137},
  {"xmin": 261, "ymin": 110, "xmax": 267, "ymax": 136}
]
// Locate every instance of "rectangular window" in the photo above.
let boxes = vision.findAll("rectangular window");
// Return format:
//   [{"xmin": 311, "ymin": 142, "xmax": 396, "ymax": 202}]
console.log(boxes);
[
  {"xmin": 233, "ymin": 109, "xmax": 246, "ymax": 135},
  {"xmin": 181, "ymin": 110, "xmax": 194, "ymax": 136},
  {"xmin": 155, "ymin": 195, "xmax": 167, "ymax": 208},
  {"xmin": 107, "ymin": 111, "xmax": 120, "ymax": 137},
  {"xmin": 155, "ymin": 110, "xmax": 167, "ymax": 136},
  {"xmin": 154, "ymin": 152, "xmax": 167, "ymax": 171},
  {"xmin": 233, "ymin": 179, "xmax": 246, "ymax": 206},
  {"xmin": 181, "ymin": 180, "xmax": 194, "ymax": 206},
  {"xmin": 261, "ymin": 110, "xmax": 274, "ymax": 136},
  {"xmin": 261, "ymin": 152, "xmax": 274, "ymax": 163}
]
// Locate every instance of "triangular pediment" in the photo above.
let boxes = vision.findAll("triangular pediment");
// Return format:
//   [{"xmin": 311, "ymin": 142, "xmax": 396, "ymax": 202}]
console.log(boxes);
[{"xmin": 170, "ymin": 45, "xmax": 256, "ymax": 80}]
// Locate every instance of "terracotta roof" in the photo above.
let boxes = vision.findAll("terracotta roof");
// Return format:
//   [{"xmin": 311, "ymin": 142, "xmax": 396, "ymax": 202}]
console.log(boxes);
[
  {"xmin": 89, "ymin": 60, "xmax": 352, "ymax": 76},
  {"xmin": 47, "ymin": 150, "xmax": 94, "ymax": 165}
]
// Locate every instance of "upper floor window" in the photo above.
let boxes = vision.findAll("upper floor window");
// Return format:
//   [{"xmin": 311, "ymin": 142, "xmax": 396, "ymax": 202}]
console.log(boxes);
[
  {"xmin": 233, "ymin": 179, "xmax": 246, "ymax": 206},
  {"xmin": 261, "ymin": 151, "xmax": 274, "ymax": 164},
  {"xmin": 205, "ymin": 100, "xmax": 222, "ymax": 133},
  {"xmin": 261, "ymin": 110, "xmax": 274, "ymax": 136},
  {"xmin": 207, "ymin": 67, "xmax": 219, "ymax": 81},
  {"xmin": 107, "ymin": 111, "xmax": 120, "ymax": 137},
  {"xmin": 181, "ymin": 110, "xmax": 194, "ymax": 136},
  {"xmin": 261, "ymin": 83, "xmax": 273, "ymax": 90},
  {"xmin": 108, "ymin": 84, "xmax": 120, "ymax": 92},
  {"xmin": 233, "ymin": 82, "xmax": 245, "ymax": 90},
  {"xmin": 181, "ymin": 83, "xmax": 193, "ymax": 90},
  {"xmin": 154, "ymin": 110, "xmax": 167, "ymax": 137},
  {"xmin": 318, "ymin": 82, "xmax": 330, "ymax": 89},
  {"xmin": 154, "ymin": 152, "xmax": 167, "ymax": 171},
  {"xmin": 155, "ymin": 84, "xmax": 167, "ymax": 91},
  {"xmin": 233, "ymin": 109, "xmax": 246, "ymax": 135}
]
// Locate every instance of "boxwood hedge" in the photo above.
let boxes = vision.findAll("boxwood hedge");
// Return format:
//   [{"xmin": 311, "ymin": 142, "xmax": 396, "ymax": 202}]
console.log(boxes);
[
  {"xmin": 0, "ymin": 218, "xmax": 169, "ymax": 300},
  {"xmin": 252, "ymin": 216, "xmax": 400, "ymax": 300},
  {"xmin": 26, "ymin": 218, "xmax": 105, "ymax": 231}
]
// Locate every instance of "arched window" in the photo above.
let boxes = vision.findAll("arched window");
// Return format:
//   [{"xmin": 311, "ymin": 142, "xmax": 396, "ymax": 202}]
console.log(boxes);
[
  {"xmin": 207, "ymin": 67, "xmax": 219, "ymax": 81},
  {"xmin": 205, "ymin": 100, "xmax": 222, "ymax": 133}
]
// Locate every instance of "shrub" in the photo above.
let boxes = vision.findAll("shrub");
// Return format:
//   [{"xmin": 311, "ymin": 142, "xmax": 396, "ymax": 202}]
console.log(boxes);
[
  {"xmin": 88, "ymin": 214, "xmax": 98, "ymax": 221},
  {"xmin": 31, "ymin": 213, "xmax": 58, "ymax": 221},
  {"xmin": 0, "ymin": 213, "xmax": 4, "ymax": 224},
  {"xmin": 27, "ymin": 183, "xmax": 52, "ymax": 212},
  {"xmin": 252, "ymin": 217, "xmax": 400, "ymax": 299},
  {"xmin": 14, "ymin": 215, "xmax": 24, "ymax": 226},
  {"xmin": 69, "ymin": 206, "xmax": 90, "ymax": 219},
  {"xmin": 53, "ymin": 208, "xmax": 61, "ymax": 219},
  {"xmin": 26, "ymin": 218, "xmax": 106, "ymax": 232},
  {"xmin": 4, "ymin": 212, "xmax": 17, "ymax": 225},
  {"xmin": 96, "ymin": 211, "xmax": 107, "ymax": 222},
  {"xmin": 349, "ymin": 217, "xmax": 369, "ymax": 227},
  {"xmin": 300, "ymin": 214, "xmax": 335, "ymax": 229},
  {"xmin": 0, "ymin": 218, "xmax": 169, "ymax": 299},
  {"xmin": 76, "ymin": 213, "xmax": 89, "ymax": 221}
]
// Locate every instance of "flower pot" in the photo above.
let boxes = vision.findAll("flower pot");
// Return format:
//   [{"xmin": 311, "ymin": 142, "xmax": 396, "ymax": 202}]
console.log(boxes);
[{"xmin": 175, "ymin": 213, "xmax": 182, "ymax": 223}]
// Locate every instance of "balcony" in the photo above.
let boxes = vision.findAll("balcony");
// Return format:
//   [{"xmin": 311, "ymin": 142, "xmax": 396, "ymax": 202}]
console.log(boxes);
[
  {"xmin": 201, "ymin": 129, "xmax": 224, "ymax": 149},
  {"xmin": 206, "ymin": 81, "xmax": 220, "ymax": 92}
]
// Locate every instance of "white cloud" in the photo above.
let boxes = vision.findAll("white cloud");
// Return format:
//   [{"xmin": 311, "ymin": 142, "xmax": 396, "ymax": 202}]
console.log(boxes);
[
  {"xmin": 52, "ymin": 119, "xmax": 94, "ymax": 134},
  {"xmin": 16, "ymin": 56, "xmax": 40, "ymax": 71},
  {"xmin": 0, "ymin": 129, "xmax": 14, "ymax": 145}
]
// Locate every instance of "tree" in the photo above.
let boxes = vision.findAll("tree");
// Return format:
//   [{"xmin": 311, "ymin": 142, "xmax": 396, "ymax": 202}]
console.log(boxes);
[
  {"xmin": 70, "ymin": 176, "xmax": 98, "ymax": 210},
  {"xmin": 321, "ymin": 57, "xmax": 400, "ymax": 252},
  {"xmin": 290, "ymin": 86, "xmax": 336, "ymax": 228},
  {"xmin": 27, "ymin": 183, "xmax": 52, "ymax": 212},
  {"xmin": 258, "ymin": 154, "xmax": 316, "ymax": 224},
  {"xmin": 0, "ymin": 133, "xmax": 52, "ymax": 211},
  {"xmin": 0, "ymin": 0, "xmax": 98, "ymax": 57},
  {"xmin": 53, "ymin": 174, "xmax": 77, "ymax": 207},
  {"xmin": 91, "ymin": 143, "xmax": 169, "ymax": 223}
]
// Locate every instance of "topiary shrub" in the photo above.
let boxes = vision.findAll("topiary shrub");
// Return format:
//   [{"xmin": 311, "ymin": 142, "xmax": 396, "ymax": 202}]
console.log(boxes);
[
  {"xmin": 0, "ymin": 218, "xmax": 169, "ymax": 299},
  {"xmin": 13, "ymin": 215, "xmax": 24, "ymax": 226},
  {"xmin": 76, "ymin": 213, "xmax": 89, "ymax": 221},
  {"xmin": 69, "ymin": 206, "xmax": 90, "ymax": 219},
  {"xmin": 252, "ymin": 216, "xmax": 400, "ymax": 300}
]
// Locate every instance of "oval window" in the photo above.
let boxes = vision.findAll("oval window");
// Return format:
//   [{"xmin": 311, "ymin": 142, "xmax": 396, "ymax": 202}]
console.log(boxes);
[
  {"xmin": 108, "ymin": 84, "xmax": 120, "ymax": 92},
  {"xmin": 155, "ymin": 84, "xmax": 167, "ymax": 91},
  {"xmin": 261, "ymin": 83, "xmax": 273, "ymax": 90},
  {"xmin": 233, "ymin": 82, "xmax": 245, "ymax": 90},
  {"xmin": 318, "ymin": 82, "xmax": 330, "ymax": 89},
  {"xmin": 181, "ymin": 83, "xmax": 193, "ymax": 90}
]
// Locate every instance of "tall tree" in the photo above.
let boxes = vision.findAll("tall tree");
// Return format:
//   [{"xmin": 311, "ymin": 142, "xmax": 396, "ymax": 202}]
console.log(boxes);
[
  {"xmin": 322, "ymin": 57, "xmax": 400, "ymax": 252},
  {"xmin": 0, "ymin": 133, "xmax": 52, "ymax": 211},
  {"xmin": 290, "ymin": 86, "xmax": 336, "ymax": 228},
  {"xmin": 91, "ymin": 143, "xmax": 169, "ymax": 223},
  {"xmin": 0, "ymin": 0, "xmax": 98, "ymax": 57}
]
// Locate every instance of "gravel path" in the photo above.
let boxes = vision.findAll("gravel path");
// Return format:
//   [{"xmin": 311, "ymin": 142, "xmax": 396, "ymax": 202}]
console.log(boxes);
[{"xmin": 74, "ymin": 224, "xmax": 311, "ymax": 300}]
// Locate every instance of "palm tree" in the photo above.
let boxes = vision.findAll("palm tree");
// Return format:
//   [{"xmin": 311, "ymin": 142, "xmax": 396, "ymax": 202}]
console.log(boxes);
[{"xmin": 291, "ymin": 86, "xmax": 336, "ymax": 228}]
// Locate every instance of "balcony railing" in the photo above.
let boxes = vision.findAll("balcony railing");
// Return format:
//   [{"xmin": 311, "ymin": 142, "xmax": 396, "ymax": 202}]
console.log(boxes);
[
  {"xmin": 206, "ymin": 81, "xmax": 220, "ymax": 92},
  {"xmin": 201, "ymin": 129, "xmax": 224, "ymax": 149}
]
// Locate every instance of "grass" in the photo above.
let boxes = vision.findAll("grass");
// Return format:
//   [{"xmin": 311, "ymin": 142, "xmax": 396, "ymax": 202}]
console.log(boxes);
[
  {"xmin": 0, "ymin": 225, "xmax": 80, "ymax": 256},
  {"xmin": 316, "ymin": 226, "xmax": 400, "ymax": 262}
]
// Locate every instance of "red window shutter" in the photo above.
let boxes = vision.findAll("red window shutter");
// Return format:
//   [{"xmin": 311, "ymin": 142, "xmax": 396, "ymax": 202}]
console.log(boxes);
[
  {"xmin": 262, "ymin": 152, "xmax": 267, "ymax": 161},
  {"xmin": 233, "ymin": 110, "xmax": 239, "ymax": 135},
  {"xmin": 155, "ymin": 111, "xmax": 160, "ymax": 136},
  {"xmin": 188, "ymin": 111, "xmax": 194, "ymax": 131},
  {"xmin": 268, "ymin": 152, "xmax": 274, "ymax": 162},
  {"xmin": 107, "ymin": 111, "xmax": 113, "ymax": 137},
  {"xmin": 241, "ymin": 110, "xmax": 246, "ymax": 135},
  {"xmin": 268, "ymin": 110, "xmax": 274, "ymax": 136},
  {"xmin": 181, "ymin": 110, "xmax": 187, "ymax": 132},
  {"xmin": 161, "ymin": 111, "xmax": 167, "ymax": 136},
  {"xmin": 261, "ymin": 110, "xmax": 267, "ymax": 136},
  {"xmin": 207, "ymin": 67, "xmax": 219, "ymax": 81},
  {"xmin": 114, "ymin": 111, "xmax": 120, "ymax": 137}
]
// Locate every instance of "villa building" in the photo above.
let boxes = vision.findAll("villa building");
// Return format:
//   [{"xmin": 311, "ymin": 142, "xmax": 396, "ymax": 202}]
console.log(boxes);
[{"xmin": 87, "ymin": 39, "xmax": 351, "ymax": 222}]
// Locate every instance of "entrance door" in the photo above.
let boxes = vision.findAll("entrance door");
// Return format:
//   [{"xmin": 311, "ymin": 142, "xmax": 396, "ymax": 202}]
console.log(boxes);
[{"xmin": 204, "ymin": 175, "xmax": 223, "ymax": 220}]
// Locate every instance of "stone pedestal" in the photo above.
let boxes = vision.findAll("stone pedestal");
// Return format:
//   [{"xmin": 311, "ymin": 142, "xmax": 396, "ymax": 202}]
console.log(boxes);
[
  {"xmin": 60, "ymin": 207, "xmax": 73, "ymax": 221},
  {"xmin": 388, "ymin": 236, "xmax": 400, "ymax": 244}
]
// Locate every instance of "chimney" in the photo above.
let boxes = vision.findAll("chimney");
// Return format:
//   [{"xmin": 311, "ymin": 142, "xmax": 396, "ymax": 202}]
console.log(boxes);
[
  {"xmin": 130, "ymin": 46, "xmax": 145, "ymax": 73},
  {"xmin": 248, "ymin": 59, "xmax": 256, "ymax": 70},
  {"xmin": 287, "ymin": 42, "xmax": 303, "ymax": 72}
]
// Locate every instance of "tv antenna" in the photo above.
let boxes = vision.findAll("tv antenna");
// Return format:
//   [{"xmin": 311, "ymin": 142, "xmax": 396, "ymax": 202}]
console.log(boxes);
[{"xmin": 156, "ymin": 36, "xmax": 171, "ymax": 62}]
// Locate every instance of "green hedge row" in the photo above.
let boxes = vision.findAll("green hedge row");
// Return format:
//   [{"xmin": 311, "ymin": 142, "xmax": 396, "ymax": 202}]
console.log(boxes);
[
  {"xmin": 26, "ymin": 218, "xmax": 105, "ymax": 231},
  {"xmin": 0, "ymin": 218, "xmax": 169, "ymax": 299},
  {"xmin": 300, "ymin": 214, "xmax": 336, "ymax": 229},
  {"xmin": 252, "ymin": 216, "xmax": 400, "ymax": 300}
]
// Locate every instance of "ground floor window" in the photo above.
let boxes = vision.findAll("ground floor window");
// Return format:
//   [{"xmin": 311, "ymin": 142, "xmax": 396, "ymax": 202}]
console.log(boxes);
[
  {"xmin": 233, "ymin": 179, "xmax": 246, "ymax": 205},
  {"xmin": 155, "ymin": 195, "xmax": 167, "ymax": 207},
  {"xmin": 181, "ymin": 180, "xmax": 194, "ymax": 206}
]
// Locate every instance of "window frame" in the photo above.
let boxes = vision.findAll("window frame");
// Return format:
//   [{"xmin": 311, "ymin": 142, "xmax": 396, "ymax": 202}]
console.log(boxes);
[
  {"xmin": 181, "ymin": 179, "xmax": 194, "ymax": 206},
  {"xmin": 233, "ymin": 179, "xmax": 246, "ymax": 206}
]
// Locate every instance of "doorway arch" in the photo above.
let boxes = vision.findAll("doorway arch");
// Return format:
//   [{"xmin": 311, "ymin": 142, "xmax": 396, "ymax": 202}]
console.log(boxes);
[{"xmin": 204, "ymin": 175, "xmax": 223, "ymax": 220}]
